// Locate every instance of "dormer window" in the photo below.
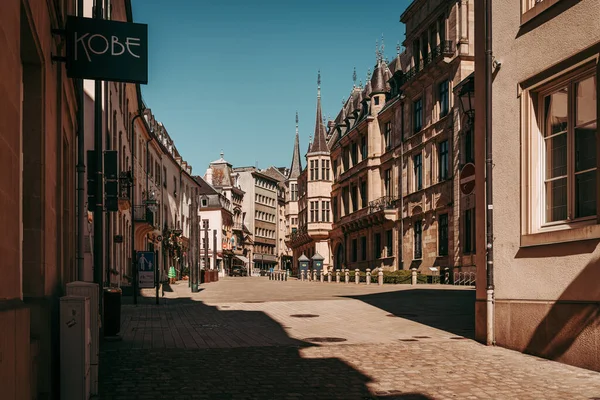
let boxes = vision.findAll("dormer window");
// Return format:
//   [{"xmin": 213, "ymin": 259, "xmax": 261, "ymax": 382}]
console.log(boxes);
[{"xmin": 374, "ymin": 96, "xmax": 380, "ymax": 106}]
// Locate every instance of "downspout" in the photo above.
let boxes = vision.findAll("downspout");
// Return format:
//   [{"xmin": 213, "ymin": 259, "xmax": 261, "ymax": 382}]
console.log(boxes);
[
  {"xmin": 131, "ymin": 112, "xmax": 144, "ymax": 305},
  {"xmin": 76, "ymin": 0, "xmax": 85, "ymax": 281},
  {"xmin": 484, "ymin": 0, "xmax": 495, "ymax": 346}
]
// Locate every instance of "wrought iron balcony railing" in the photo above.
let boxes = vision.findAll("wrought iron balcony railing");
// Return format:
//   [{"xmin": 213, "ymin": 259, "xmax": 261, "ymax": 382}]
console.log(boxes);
[
  {"xmin": 402, "ymin": 40, "xmax": 454, "ymax": 86},
  {"xmin": 118, "ymin": 170, "xmax": 132, "ymax": 199},
  {"xmin": 368, "ymin": 196, "xmax": 398, "ymax": 214},
  {"xmin": 133, "ymin": 205, "xmax": 154, "ymax": 225}
]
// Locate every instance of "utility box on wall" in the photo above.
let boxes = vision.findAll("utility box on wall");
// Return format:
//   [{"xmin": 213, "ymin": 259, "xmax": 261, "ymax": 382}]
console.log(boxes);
[
  {"xmin": 66, "ymin": 281, "xmax": 99, "ymax": 395},
  {"xmin": 60, "ymin": 296, "xmax": 91, "ymax": 400}
]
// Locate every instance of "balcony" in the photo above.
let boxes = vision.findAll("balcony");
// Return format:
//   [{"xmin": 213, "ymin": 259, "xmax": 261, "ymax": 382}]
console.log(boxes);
[
  {"xmin": 369, "ymin": 196, "xmax": 398, "ymax": 214},
  {"xmin": 118, "ymin": 171, "xmax": 132, "ymax": 211},
  {"xmin": 402, "ymin": 40, "xmax": 454, "ymax": 87},
  {"xmin": 133, "ymin": 205, "xmax": 154, "ymax": 226}
]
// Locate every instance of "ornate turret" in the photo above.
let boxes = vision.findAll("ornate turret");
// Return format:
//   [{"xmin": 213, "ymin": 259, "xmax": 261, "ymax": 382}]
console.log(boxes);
[{"xmin": 288, "ymin": 112, "xmax": 302, "ymax": 180}]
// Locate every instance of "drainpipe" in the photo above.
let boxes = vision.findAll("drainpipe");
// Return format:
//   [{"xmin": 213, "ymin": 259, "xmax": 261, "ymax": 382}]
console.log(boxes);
[
  {"xmin": 484, "ymin": 0, "xmax": 495, "ymax": 346},
  {"xmin": 131, "ymin": 112, "xmax": 144, "ymax": 305},
  {"xmin": 76, "ymin": 0, "xmax": 85, "ymax": 281}
]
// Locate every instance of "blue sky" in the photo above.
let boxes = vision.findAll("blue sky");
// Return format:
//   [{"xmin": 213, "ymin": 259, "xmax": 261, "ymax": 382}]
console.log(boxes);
[{"xmin": 131, "ymin": 0, "xmax": 411, "ymax": 173}]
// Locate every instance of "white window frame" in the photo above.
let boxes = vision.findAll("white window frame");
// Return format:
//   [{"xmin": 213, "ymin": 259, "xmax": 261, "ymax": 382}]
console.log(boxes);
[{"xmin": 521, "ymin": 59, "xmax": 599, "ymax": 246}]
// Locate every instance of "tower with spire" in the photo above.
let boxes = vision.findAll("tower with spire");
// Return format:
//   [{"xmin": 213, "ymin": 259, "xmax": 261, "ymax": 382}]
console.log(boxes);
[
  {"xmin": 286, "ymin": 70, "xmax": 333, "ymax": 274},
  {"xmin": 285, "ymin": 111, "xmax": 302, "ymax": 244}
]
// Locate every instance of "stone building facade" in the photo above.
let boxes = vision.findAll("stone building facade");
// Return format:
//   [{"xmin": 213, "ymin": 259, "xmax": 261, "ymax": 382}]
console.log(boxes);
[{"xmin": 473, "ymin": 0, "xmax": 600, "ymax": 370}]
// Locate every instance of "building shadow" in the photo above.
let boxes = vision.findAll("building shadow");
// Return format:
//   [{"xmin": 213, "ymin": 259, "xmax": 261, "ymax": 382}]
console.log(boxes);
[
  {"xmin": 520, "ymin": 247, "xmax": 600, "ymax": 370},
  {"xmin": 99, "ymin": 294, "xmax": 439, "ymax": 399},
  {"xmin": 343, "ymin": 289, "xmax": 475, "ymax": 338}
]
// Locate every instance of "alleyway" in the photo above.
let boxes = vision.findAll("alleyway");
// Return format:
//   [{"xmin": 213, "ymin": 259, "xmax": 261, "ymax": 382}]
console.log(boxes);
[{"xmin": 99, "ymin": 278, "xmax": 600, "ymax": 399}]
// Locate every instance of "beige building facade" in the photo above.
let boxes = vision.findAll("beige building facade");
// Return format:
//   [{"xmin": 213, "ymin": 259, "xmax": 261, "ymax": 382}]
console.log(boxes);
[{"xmin": 474, "ymin": 0, "xmax": 600, "ymax": 371}]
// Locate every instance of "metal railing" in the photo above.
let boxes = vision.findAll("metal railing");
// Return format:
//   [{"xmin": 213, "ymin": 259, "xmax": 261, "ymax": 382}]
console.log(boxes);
[
  {"xmin": 133, "ymin": 205, "xmax": 153, "ymax": 225},
  {"xmin": 454, "ymin": 271, "xmax": 476, "ymax": 286},
  {"xmin": 368, "ymin": 196, "xmax": 398, "ymax": 214},
  {"xmin": 402, "ymin": 40, "xmax": 454, "ymax": 86}
]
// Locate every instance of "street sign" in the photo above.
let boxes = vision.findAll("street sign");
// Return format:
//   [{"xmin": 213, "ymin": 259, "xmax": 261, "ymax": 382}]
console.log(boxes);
[
  {"xmin": 460, "ymin": 163, "xmax": 476, "ymax": 195},
  {"xmin": 65, "ymin": 16, "xmax": 148, "ymax": 83},
  {"xmin": 137, "ymin": 251, "xmax": 155, "ymax": 288}
]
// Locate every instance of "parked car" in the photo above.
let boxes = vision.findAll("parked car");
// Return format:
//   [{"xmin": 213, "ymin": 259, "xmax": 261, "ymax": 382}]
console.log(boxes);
[{"xmin": 231, "ymin": 266, "xmax": 247, "ymax": 276}]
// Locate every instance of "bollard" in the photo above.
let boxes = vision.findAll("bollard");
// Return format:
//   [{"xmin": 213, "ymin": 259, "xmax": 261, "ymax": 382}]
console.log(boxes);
[
  {"xmin": 411, "ymin": 268, "xmax": 417, "ymax": 285},
  {"xmin": 355, "ymin": 269, "xmax": 360, "ymax": 284},
  {"xmin": 378, "ymin": 268, "xmax": 384, "ymax": 286},
  {"xmin": 336, "ymin": 270, "xmax": 341, "ymax": 283},
  {"xmin": 277, "ymin": 271, "xmax": 281, "ymax": 281},
  {"xmin": 366, "ymin": 268, "xmax": 371, "ymax": 285},
  {"xmin": 301, "ymin": 270, "xmax": 305, "ymax": 281},
  {"xmin": 327, "ymin": 271, "xmax": 332, "ymax": 283},
  {"xmin": 345, "ymin": 269, "xmax": 350, "ymax": 284},
  {"xmin": 320, "ymin": 270, "xmax": 324, "ymax": 283},
  {"xmin": 313, "ymin": 270, "xmax": 317, "ymax": 282},
  {"xmin": 284, "ymin": 271, "xmax": 288, "ymax": 281}
]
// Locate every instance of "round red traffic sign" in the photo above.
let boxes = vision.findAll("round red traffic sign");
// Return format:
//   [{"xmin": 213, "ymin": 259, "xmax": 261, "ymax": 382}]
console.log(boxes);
[{"xmin": 459, "ymin": 163, "xmax": 476, "ymax": 195}]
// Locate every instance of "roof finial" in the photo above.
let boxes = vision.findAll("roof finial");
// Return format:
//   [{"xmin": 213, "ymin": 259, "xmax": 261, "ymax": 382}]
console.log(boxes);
[
  {"xmin": 317, "ymin": 70, "xmax": 321, "ymax": 98},
  {"xmin": 352, "ymin": 67, "xmax": 357, "ymax": 87},
  {"xmin": 375, "ymin": 39, "xmax": 379, "ymax": 61},
  {"xmin": 341, "ymin": 97, "xmax": 345, "ymax": 105},
  {"xmin": 397, "ymin": 41, "xmax": 401, "ymax": 56},
  {"xmin": 381, "ymin": 33, "xmax": 385, "ymax": 59},
  {"xmin": 367, "ymin": 68, "xmax": 372, "ymax": 79},
  {"xmin": 220, "ymin": 150, "xmax": 224, "ymax": 159},
  {"xmin": 295, "ymin": 110, "xmax": 299, "ymax": 126}
]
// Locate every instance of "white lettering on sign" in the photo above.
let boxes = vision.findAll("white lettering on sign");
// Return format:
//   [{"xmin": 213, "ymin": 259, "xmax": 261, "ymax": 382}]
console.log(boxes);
[
  {"xmin": 460, "ymin": 175, "xmax": 475, "ymax": 185},
  {"xmin": 74, "ymin": 31, "xmax": 142, "ymax": 62}
]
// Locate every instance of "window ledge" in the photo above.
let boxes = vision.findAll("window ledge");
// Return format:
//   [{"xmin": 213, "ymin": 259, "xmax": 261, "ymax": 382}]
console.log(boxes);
[
  {"xmin": 521, "ymin": 0, "xmax": 561, "ymax": 25},
  {"xmin": 521, "ymin": 222, "xmax": 600, "ymax": 247}
]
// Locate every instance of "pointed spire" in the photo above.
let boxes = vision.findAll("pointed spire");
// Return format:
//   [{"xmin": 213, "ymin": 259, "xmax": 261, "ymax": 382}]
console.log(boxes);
[
  {"xmin": 352, "ymin": 67, "xmax": 357, "ymax": 88},
  {"xmin": 308, "ymin": 70, "xmax": 328, "ymax": 154},
  {"xmin": 289, "ymin": 112, "xmax": 302, "ymax": 180},
  {"xmin": 381, "ymin": 33, "xmax": 385, "ymax": 59}
]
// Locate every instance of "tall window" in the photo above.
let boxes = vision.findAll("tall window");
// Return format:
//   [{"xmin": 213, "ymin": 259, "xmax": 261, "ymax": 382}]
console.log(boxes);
[
  {"xmin": 386, "ymin": 230, "xmax": 393, "ymax": 257},
  {"xmin": 374, "ymin": 233, "xmax": 381, "ymax": 259},
  {"xmin": 321, "ymin": 159, "xmax": 330, "ymax": 181},
  {"xmin": 291, "ymin": 183, "xmax": 297, "ymax": 201},
  {"xmin": 321, "ymin": 201, "xmax": 330, "ymax": 222},
  {"xmin": 413, "ymin": 40, "xmax": 420, "ymax": 71},
  {"xmin": 351, "ymin": 185, "xmax": 358, "ymax": 212},
  {"xmin": 384, "ymin": 121, "xmax": 392, "ymax": 150},
  {"xmin": 413, "ymin": 98, "xmax": 423, "ymax": 133},
  {"xmin": 333, "ymin": 159, "xmax": 338, "ymax": 179},
  {"xmin": 542, "ymin": 73, "xmax": 597, "ymax": 223},
  {"xmin": 310, "ymin": 201, "xmax": 318, "ymax": 222},
  {"xmin": 384, "ymin": 168, "xmax": 392, "ymax": 197},
  {"xmin": 351, "ymin": 142, "xmax": 358, "ymax": 165},
  {"xmin": 352, "ymin": 239, "xmax": 358, "ymax": 262},
  {"xmin": 360, "ymin": 236, "xmax": 367, "ymax": 261},
  {"xmin": 464, "ymin": 208, "xmax": 475, "ymax": 254},
  {"xmin": 414, "ymin": 153, "xmax": 423, "ymax": 191},
  {"xmin": 332, "ymin": 197, "xmax": 338, "ymax": 222},
  {"xmin": 360, "ymin": 179, "xmax": 367, "ymax": 208},
  {"xmin": 361, "ymin": 136, "xmax": 367, "ymax": 160},
  {"xmin": 414, "ymin": 220, "xmax": 422, "ymax": 259},
  {"xmin": 439, "ymin": 80, "xmax": 449, "ymax": 118},
  {"xmin": 438, "ymin": 213, "xmax": 448, "ymax": 256},
  {"xmin": 438, "ymin": 140, "xmax": 449, "ymax": 181},
  {"xmin": 464, "ymin": 128, "xmax": 475, "ymax": 164},
  {"xmin": 310, "ymin": 160, "xmax": 318, "ymax": 180}
]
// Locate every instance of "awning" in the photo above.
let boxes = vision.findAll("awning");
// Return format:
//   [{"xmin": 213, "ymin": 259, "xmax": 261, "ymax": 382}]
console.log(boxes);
[{"xmin": 234, "ymin": 255, "xmax": 249, "ymax": 264}]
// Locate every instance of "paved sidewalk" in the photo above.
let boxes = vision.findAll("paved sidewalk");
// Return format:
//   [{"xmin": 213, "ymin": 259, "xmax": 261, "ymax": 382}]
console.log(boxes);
[{"xmin": 99, "ymin": 277, "xmax": 600, "ymax": 399}]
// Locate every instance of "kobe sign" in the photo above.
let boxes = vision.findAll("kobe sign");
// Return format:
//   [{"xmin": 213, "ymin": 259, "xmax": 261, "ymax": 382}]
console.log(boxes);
[{"xmin": 65, "ymin": 16, "xmax": 148, "ymax": 84}]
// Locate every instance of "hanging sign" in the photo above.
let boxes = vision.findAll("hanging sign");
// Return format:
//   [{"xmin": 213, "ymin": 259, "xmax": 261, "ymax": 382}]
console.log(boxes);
[{"xmin": 65, "ymin": 16, "xmax": 148, "ymax": 83}]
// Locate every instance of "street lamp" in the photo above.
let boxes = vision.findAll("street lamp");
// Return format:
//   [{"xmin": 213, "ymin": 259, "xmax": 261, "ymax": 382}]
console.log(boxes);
[
  {"xmin": 458, "ymin": 76, "xmax": 475, "ymax": 124},
  {"xmin": 145, "ymin": 189, "xmax": 158, "ymax": 213}
]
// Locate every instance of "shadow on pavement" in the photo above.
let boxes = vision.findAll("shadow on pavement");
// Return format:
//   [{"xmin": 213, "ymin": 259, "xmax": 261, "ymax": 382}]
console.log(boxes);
[
  {"xmin": 99, "ymin": 294, "xmax": 436, "ymax": 399},
  {"xmin": 344, "ymin": 288, "xmax": 475, "ymax": 338}
]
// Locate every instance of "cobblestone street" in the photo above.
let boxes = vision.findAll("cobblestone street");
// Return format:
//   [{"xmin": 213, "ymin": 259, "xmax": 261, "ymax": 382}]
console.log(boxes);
[{"xmin": 99, "ymin": 278, "xmax": 600, "ymax": 399}]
